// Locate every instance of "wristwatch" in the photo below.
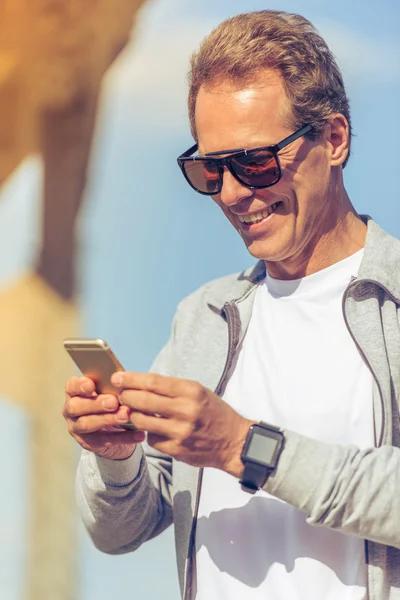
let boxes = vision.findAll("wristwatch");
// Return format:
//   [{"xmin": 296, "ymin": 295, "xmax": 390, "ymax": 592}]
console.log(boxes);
[{"xmin": 240, "ymin": 421, "xmax": 284, "ymax": 494}]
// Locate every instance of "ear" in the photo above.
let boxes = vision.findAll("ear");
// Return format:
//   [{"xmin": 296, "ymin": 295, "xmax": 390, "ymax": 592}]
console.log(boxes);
[{"xmin": 326, "ymin": 114, "xmax": 350, "ymax": 167}]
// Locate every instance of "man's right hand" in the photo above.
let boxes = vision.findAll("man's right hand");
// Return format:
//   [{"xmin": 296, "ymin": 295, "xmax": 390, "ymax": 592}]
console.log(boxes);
[{"xmin": 63, "ymin": 376, "xmax": 146, "ymax": 460}]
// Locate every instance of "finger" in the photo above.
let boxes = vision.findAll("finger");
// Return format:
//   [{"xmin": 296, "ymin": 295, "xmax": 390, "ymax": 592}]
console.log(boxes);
[
  {"xmin": 70, "ymin": 406, "xmax": 132, "ymax": 435},
  {"xmin": 112, "ymin": 371, "xmax": 197, "ymax": 398},
  {"xmin": 78, "ymin": 428, "xmax": 146, "ymax": 448},
  {"xmin": 129, "ymin": 411, "xmax": 175, "ymax": 437},
  {"xmin": 65, "ymin": 376, "xmax": 96, "ymax": 397},
  {"xmin": 147, "ymin": 432, "xmax": 171, "ymax": 453},
  {"xmin": 63, "ymin": 394, "xmax": 119, "ymax": 419},
  {"xmin": 119, "ymin": 389, "xmax": 187, "ymax": 418}
]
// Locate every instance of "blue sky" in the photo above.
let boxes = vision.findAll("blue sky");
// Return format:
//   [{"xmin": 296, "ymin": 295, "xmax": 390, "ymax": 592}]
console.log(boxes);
[{"xmin": 0, "ymin": 0, "xmax": 399, "ymax": 598}]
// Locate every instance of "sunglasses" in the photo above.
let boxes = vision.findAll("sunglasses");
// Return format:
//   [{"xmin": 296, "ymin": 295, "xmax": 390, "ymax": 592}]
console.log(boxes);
[{"xmin": 177, "ymin": 124, "xmax": 313, "ymax": 196}]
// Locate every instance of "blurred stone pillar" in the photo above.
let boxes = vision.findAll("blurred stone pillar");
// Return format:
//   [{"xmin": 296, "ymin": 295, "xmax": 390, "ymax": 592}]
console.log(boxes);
[{"xmin": 0, "ymin": 1, "xmax": 148, "ymax": 599}]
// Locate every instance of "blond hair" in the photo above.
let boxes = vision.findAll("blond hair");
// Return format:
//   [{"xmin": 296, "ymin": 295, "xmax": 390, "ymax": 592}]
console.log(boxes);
[{"xmin": 188, "ymin": 10, "xmax": 352, "ymax": 166}]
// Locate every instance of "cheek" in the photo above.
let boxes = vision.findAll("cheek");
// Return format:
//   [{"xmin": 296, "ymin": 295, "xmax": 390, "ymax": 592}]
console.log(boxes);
[{"xmin": 281, "ymin": 157, "xmax": 330, "ymax": 217}]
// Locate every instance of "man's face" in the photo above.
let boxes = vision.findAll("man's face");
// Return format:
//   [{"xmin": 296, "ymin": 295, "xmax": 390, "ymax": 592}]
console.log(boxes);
[{"xmin": 195, "ymin": 71, "xmax": 343, "ymax": 276}]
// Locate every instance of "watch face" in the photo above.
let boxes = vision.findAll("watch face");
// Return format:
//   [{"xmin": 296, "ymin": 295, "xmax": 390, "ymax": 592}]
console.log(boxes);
[
  {"xmin": 247, "ymin": 434, "xmax": 278, "ymax": 464},
  {"xmin": 246, "ymin": 433, "xmax": 278, "ymax": 464},
  {"xmin": 242, "ymin": 424, "xmax": 283, "ymax": 468}
]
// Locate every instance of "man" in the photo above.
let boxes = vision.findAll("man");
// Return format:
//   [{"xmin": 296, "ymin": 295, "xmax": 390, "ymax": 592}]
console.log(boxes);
[{"xmin": 63, "ymin": 10, "xmax": 400, "ymax": 600}]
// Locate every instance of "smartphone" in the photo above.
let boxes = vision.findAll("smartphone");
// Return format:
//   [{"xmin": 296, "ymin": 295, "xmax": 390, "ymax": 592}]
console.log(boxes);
[{"xmin": 63, "ymin": 337, "xmax": 136, "ymax": 430}]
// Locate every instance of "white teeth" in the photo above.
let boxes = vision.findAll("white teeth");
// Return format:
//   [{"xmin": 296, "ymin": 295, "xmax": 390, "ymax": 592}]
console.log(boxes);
[
  {"xmin": 238, "ymin": 202, "xmax": 280, "ymax": 224},
  {"xmin": 267, "ymin": 202, "xmax": 279, "ymax": 215},
  {"xmin": 238, "ymin": 210, "xmax": 267, "ymax": 224}
]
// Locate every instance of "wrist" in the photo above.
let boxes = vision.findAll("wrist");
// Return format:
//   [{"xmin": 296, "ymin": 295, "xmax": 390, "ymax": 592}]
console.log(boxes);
[
  {"xmin": 95, "ymin": 443, "xmax": 137, "ymax": 461},
  {"xmin": 110, "ymin": 444, "xmax": 137, "ymax": 461},
  {"xmin": 225, "ymin": 418, "xmax": 257, "ymax": 479}
]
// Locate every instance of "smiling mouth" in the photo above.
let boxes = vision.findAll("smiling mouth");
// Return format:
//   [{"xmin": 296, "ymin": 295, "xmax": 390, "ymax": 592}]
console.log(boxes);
[{"xmin": 237, "ymin": 201, "xmax": 282, "ymax": 225}]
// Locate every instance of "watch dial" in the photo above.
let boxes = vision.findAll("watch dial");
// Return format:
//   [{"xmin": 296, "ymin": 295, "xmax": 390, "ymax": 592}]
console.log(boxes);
[{"xmin": 247, "ymin": 434, "xmax": 278, "ymax": 463}]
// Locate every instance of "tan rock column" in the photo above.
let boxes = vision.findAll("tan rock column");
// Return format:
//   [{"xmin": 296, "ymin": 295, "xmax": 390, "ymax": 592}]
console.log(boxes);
[{"xmin": 0, "ymin": 1, "xmax": 148, "ymax": 598}]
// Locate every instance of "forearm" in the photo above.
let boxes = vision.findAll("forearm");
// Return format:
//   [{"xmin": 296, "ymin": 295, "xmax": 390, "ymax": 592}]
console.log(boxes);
[
  {"xmin": 265, "ymin": 430, "xmax": 400, "ymax": 548},
  {"xmin": 76, "ymin": 444, "xmax": 173, "ymax": 554}
]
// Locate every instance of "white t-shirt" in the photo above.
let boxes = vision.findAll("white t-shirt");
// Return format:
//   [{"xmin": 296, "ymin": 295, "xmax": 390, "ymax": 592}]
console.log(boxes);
[{"xmin": 195, "ymin": 250, "xmax": 374, "ymax": 600}]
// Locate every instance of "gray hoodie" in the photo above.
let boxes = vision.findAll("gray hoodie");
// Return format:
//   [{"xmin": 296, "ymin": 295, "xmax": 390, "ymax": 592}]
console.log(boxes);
[{"xmin": 77, "ymin": 217, "xmax": 400, "ymax": 600}]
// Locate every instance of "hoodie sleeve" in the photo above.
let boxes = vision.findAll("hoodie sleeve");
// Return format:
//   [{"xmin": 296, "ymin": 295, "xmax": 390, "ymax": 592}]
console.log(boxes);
[
  {"xmin": 265, "ymin": 429, "xmax": 400, "ymax": 548},
  {"xmin": 75, "ymin": 312, "xmax": 181, "ymax": 554}
]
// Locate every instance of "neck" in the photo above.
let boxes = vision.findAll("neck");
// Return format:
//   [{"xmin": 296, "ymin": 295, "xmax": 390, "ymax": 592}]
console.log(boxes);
[{"xmin": 266, "ymin": 191, "xmax": 367, "ymax": 280}]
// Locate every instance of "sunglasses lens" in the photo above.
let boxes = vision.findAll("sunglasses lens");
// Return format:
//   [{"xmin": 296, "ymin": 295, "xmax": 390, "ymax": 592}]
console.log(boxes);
[
  {"xmin": 232, "ymin": 150, "xmax": 280, "ymax": 187},
  {"xmin": 183, "ymin": 160, "xmax": 221, "ymax": 194}
]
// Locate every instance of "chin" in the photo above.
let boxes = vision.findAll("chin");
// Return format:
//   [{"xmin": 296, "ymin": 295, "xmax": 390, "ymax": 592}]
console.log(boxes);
[{"xmin": 244, "ymin": 239, "xmax": 287, "ymax": 263}]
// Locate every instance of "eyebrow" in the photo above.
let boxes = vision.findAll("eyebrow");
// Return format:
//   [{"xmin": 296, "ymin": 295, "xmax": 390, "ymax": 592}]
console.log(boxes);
[{"xmin": 203, "ymin": 146, "xmax": 246, "ymax": 156}]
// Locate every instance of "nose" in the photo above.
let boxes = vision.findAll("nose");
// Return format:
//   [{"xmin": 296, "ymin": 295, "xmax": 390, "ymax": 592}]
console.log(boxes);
[{"xmin": 218, "ymin": 167, "xmax": 253, "ymax": 207}]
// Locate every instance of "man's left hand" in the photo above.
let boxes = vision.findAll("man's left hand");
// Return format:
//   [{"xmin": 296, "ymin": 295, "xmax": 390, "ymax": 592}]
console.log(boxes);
[{"xmin": 111, "ymin": 372, "xmax": 254, "ymax": 479}]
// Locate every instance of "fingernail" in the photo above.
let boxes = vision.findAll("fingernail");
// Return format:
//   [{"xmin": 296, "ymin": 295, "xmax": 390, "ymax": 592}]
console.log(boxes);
[
  {"xmin": 102, "ymin": 397, "xmax": 117, "ymax": 410},
  {"xmin": 80, "ymin": 384, "xmax": 92, "ymax": 394},
  {"xmin": 111, "ymin": 374, "xmax": 123, "ymax": 387},
  {"xmin": 115, "ymin": 410, "xmax": 129, "ymax": 423},
  {"xmin": 116, "ymin": 412, "xmax": 129, "ymax": 423}
]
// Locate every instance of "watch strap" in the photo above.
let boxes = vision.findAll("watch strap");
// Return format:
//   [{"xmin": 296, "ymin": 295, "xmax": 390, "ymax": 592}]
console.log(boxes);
[{"xmin": 240, "ymin": 461, "xmax": 272, "ymax": 494}]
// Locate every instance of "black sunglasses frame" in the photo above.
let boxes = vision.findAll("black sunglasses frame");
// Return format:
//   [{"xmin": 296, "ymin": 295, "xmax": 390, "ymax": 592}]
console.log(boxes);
[{"xmin": 177, "ymin": 124, "xmax": 313, "ymax": 196}]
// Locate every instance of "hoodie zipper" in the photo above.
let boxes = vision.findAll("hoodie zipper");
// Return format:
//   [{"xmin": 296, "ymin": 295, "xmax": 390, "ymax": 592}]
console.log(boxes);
[
  {"xmin": 342, "ymin": 277, "xmax": 396, "ymax": 447},
  {"xmin": 183, "ymin": 301, "xmax": 241, "ymax": 600},
  {"xmin": 342, "ymin": 276, "xmax": 399, "ymax": 600}
]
